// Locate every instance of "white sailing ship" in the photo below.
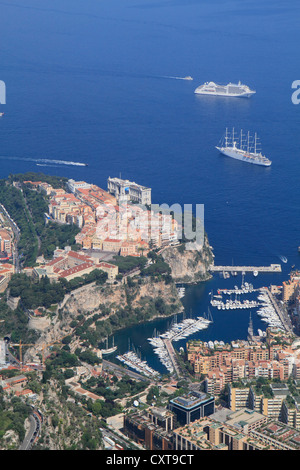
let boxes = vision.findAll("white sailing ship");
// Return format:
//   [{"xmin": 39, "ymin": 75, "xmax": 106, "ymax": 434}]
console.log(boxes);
[
  {"xmin": 100, "ymin": 337, "xmax": 117, "ymax": 355},
  {"xmin": 216, "ymin": 128, "xmax": 272, "ymax": 167}
]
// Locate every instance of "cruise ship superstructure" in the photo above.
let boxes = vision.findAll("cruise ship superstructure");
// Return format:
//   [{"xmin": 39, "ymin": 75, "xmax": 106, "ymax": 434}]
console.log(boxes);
[
  {"xmin": 216, "ymin": 128, "xmax": 272, "ymax": 167},
  {"xmin": 194, "ymin": 81, "xmax": 255, "ymax": 98}
]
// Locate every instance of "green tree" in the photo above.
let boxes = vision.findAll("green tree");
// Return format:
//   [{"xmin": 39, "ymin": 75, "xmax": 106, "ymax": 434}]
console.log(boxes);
[{"xmin": 92, "ymin": 400, "xmax": 102, "ymax": 416}]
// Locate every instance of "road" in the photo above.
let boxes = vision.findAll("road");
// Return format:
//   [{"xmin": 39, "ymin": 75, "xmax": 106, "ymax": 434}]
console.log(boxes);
[
  {"xmin": 264, "ymin": 288, "xmax": 294, "ymax": 334},
  {"xmin": 19, "ymin": 409, "xmax": 42, "ymax": 450},
  {"xmin": 5, "ymin": 342, "xmax": 20, "ymax": 367},
  {"xmin": 0, "ymin": 203, "xmax": 21, "ymax": 273},
  {"xmin": 163, "ymin": 338, "xmax": 181, "ymax": 378},
  {"xmin": 102, "ymin": 359, "xmax": 151, "ymax": 383}
]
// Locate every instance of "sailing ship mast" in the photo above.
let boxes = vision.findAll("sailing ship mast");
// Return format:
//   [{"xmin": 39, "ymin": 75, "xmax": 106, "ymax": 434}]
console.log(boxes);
[
  {"xmin": 225, "ymin": 127, "xmax": 228, "ymax": 147},
  {"xmin": 216, "ymin": 128, "xmax": 271, "ymax": 166}
]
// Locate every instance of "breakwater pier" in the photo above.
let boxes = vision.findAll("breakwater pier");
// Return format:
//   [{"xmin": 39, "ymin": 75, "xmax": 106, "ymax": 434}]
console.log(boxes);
[{"xmin": 209, "ymin": 264, "xmax": 281, "ymax": 273}]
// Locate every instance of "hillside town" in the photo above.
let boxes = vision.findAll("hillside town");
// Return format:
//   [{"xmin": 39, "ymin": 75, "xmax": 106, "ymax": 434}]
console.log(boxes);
[
  {"xmin": 38, "ymin": 176, "xmax": 179, "ymax": 254},
  {"xmin": 0, "ymin": 174, "xmax": 300, "ymax": 451}
]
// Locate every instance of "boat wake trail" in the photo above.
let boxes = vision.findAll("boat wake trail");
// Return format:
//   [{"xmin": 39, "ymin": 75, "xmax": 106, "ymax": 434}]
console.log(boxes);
[
  {"xmin": 36, "ymin": 158, "xmax": 87, "ymax": 167},
  {"xmin": 0, "ymin": 156, "xmax": 87, "ymax": 167},
  {"xmin": 161, "ymin": 75, "xmax": 193, "ymax": 81},
  {"xmin": 36, "ymin": 164, "xmax": 64, "ymax": 168}
]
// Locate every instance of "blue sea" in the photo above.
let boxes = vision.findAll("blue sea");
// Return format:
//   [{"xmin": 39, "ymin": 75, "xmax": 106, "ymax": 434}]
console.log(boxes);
[{"xmin": 1, "ymin": 0, "xmax": 300, "ymax": 372}]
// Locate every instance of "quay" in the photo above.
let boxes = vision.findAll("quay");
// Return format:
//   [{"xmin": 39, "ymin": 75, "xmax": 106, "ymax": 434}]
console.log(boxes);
[
  {"xmin": 163, "ymin": 339, "xmax": 181, "ymax": 378},
  {"xmin": 209, "ymin": 264, "xmax": 281, "ymax": 273},
  {"xmin": 219, "ymin": 288, "xmax": 260, "ymax": 295},
  {"xmin": 260, "ymin": 287, "xmax": 294, "ymax": 334}
]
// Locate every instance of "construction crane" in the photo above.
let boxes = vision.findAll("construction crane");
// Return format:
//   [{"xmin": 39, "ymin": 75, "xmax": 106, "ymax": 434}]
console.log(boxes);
[
  {"xmin": 10, "ymin": 341, "xmax": 36, "ymax": 370},
  {"xmin": 40, "ymin": 339, "xmax": 64, "ymax": 365},
  {"xmin": 40, "ymin": 329, "xmax": 78, "ymax": 365},
  {"xmin": 10, "ymin": 317, "xmax": 87, "ymax": 368}
]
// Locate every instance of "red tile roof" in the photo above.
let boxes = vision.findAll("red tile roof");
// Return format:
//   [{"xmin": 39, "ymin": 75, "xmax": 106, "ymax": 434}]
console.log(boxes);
[
  {"xmin": 59, "ymin": 262, "xmax": 94, "ymax": 278},
  {"xmin": 67, "ymin": 251, "xmax": 92, "ymax": 261},
  {"xmin": 45, "ymin": 256, "xmax": 64, "ymax": 266},
  {"xmin": 98, "ymin": 262, "xmax": 117, "ymax": 269}
]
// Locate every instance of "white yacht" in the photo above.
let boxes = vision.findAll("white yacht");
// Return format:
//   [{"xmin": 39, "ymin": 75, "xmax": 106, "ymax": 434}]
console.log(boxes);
[{"xmin": 194, "ymin": 81, "xmax": 255, "ymax": 98}]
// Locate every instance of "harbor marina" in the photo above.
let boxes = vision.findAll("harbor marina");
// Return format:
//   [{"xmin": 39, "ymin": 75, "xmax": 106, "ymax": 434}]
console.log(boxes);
[
  {"xmin": 176, "ymin": 286, "xmax": 186, "ymax": 299},
  {"xmin": 116, "ymin": 350, "xmax": 160, "ymax": 379},
  {"xmin": 256, "ymin": 292, "xmax": 285, "ymax": 331},
  {"xmin": 147, "ymin": 313, "xmax": 213, "ymax": 374}
]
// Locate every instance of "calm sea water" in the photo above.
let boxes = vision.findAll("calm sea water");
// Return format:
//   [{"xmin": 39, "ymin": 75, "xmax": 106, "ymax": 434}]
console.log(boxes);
[{"xmin": 1, "ymin": 0, "xmax": 300, "ymax": 373}]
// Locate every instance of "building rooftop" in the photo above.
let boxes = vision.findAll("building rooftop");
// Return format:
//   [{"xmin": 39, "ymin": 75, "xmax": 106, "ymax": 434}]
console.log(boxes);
[
  {"xmin": 225, "ymin": 408, "xmax": 267, "ymax": 429},
  {"xmin": 108, "ymin": 176, "xmax": 151, "ymax": 191},
  {"xmin": 98, "ymin": 262, "xmax": 117, "ymax": 269},
  {"xmin": 59, "ymin": 262, "xmax": 94, "ymax": 278},
  {"xmin": 170, "ymin": 391, "xmax": 211, "ymax": 409}
]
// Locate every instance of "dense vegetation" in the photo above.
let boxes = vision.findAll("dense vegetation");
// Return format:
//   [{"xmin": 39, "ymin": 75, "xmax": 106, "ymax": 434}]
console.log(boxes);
[
  {"xmin": 72, "ymin": 285, "xmax": 179, "ymax": 344},
  {"xmin": 0, "ymin": 391, "xmax": 32, "ymax": 447},
  {"xmin": 39, "ymin": 222, "xmax": 81, "ymax": 259},
  {"xmin": 22, "ymin": 184, "xmax": 81, "ymax": 259},
  {"xmin": 141, "ymin": 252, "xmax": 171, "ymax": 278},
  {"xmin": 111, "ymin": 252, "xmax": 172, "ymax": 279},
  {"xmin": 0, "ymin": 180, "xmax": 38, "ymax": 266},
  {"xmin": 8, "ymin": 269, "xmax": 108, "ymax": 310},
  {"xmin": 111, "ymin": 255, "xmax": 148, "ymax": 273},
  {"xmin": 92, "ymin": 375, "xmax": 147, "ymax": 400},
  {"xmin": 0, "ymin": 299, "xmax": 39, "ymax": 344},
  {"xmin": 9, "ymin": 172, "xmax": 67, "ymax": 189},
  {"xmin": 0, "ymin": 175, "xmax": 81, "ymax": 267}
]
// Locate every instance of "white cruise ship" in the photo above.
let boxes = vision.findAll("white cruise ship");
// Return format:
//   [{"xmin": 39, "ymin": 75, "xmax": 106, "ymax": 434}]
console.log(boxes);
[
  {"xmin": 216, "ymin": 128, "xmax": 272, "ymax": 167},
  {"xmin": 194, "ymin": 81, "xmax": 255, "ymax": 98}
]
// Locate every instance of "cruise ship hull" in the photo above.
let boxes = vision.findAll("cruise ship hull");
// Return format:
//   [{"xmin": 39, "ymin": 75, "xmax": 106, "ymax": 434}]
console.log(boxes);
[
  {"xmin": 195, "ymin": 90, "xmax": 255, "ymax": 98},
  {"xmin": 216, "ymin": 147, "xmax": 271, "ymax": 167}
]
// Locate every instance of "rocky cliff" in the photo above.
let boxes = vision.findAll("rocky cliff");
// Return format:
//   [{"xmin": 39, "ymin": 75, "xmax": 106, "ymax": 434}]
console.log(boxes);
[
  {"xmin": 23, "ymin": 237, "xmax": 213, "ymax": 358},
  {"xmin": 26, "ymin": 278, "xmax": 183, "ymax": 352},
  {"xmin": 161, "ymin": 234, "xmax": 214, "ymax": 284},
  {"xmin": 62, "ymin": 278, "xmax": 182, "ymax": 318}
]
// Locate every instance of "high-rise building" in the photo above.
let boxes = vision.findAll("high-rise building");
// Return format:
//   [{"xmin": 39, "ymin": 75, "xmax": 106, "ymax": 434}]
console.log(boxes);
[{"xmin": 168, "ymin": 390, "xmax": 215, "ymax": 425}]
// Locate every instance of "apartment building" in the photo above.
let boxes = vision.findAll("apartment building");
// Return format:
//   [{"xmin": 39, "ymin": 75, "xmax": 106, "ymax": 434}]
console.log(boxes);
[
  {"xmin": 67, "ymin": 179, "xmax": 91, "ymax": 194},
  {"xmin": 124, "ymin": 407, "xmax": 174, "ymax": 450},
  {"xmin": 249, "ymin": 420, "xmax": 300, "ymax": 450},
  {"xmin": 172, "ymin": 417, "xmax": 268, "ymax": 450},
  {"xmin": 0, "ymin": 228, "xmax": 12, "ymax": 257},
  {"xmin": 225, "ymin": 408, "xmax": 268, "ymax": 434},
  {"xmin": 228, "ymin": 385, "xmax": 251, "ymax": 411},
  {"xmin": 283, "ymin": 278, "xmax": 299, "ymax": 303},
  {"xmin": 204, "ymin": 370, "xmax": 226, "ymax": 396},
  {"xmin": 228, "ymin": 382, "xmax": 289, "ymax": 423}
]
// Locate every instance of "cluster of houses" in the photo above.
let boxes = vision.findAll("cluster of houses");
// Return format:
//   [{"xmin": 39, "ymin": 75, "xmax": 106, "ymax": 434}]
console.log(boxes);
[{"xmin": 23, "ymin": 177, "xmax": 181, "ymax": 283}]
